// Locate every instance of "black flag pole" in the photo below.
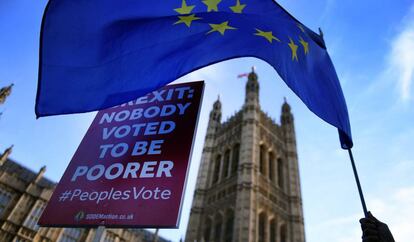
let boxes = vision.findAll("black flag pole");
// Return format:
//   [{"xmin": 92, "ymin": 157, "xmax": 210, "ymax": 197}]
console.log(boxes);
[{"xmin": 347, "ymin": 148, "xmax": 369, "ymax": 218}]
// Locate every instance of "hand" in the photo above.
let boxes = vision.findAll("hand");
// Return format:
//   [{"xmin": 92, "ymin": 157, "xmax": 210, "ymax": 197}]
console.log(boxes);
[{"xmin": 359, "ymin": 212, "xmax": 395, "ymax": 242}]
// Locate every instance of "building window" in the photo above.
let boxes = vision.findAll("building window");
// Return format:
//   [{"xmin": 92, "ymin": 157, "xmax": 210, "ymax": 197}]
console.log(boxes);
[
  {"xmin": 0, "ymin": 188, "xmax": 12, "ymax": 215},
  {"xmin": 222, "ymin": 150, "xmax": 230, "ymax": 179},
  {"xmin": 23, "ymin": 200, "xmax": 45, "ymax": 231},
  {"xmin": 277, "ymin": 158, "xmax": 284, "ymax": 190},
  {"xmin": 104, "ymin": 231, "xmax": 117, "ymax": 242},
  {"xmin": 214, "ymin": 214, "xmax": 223, "ymax": 242},
  {"xmin": 14, "ymin": 237, "xmax": 30, "ymax": 242},
  {"xmin": 268, "ymin": 152, "xmax": 275, "ymax": 181},
  {"xmin": 224, "ymin": 210, "xmax": 234, "ymax": 242},
  {"xmin": 59, "ymin": 228, "xmax": 83, "ymax": 242},
  {"xmin": 212, "ymin": 155, "xmax": 221, "ymax": 184},
  {"xmin": 280, "ymin": 224, "xmax": 287, "ymax": 242},
  {"xmin": 258, "ymin": 212, "xmax": 266, "ymax": 242},
  {"xmin": 270, "ymin": 218, "xmax": 276, "ymax": 242},
  {"xmin": 259, "ymin": 145, "xmax": 266, "ymax": 175},
  {"xmin": 231, "ymin": 144, "xmax": 240, "ymax": 175},
  {"xmin": 204, "ymin": 218, "xmax": 212, "ymax": 242}
]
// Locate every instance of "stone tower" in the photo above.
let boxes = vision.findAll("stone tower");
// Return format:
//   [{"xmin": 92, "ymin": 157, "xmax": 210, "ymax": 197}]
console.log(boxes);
[{"xmin": 185, "ymin": 70, "xmax": 305, "ymax": 242}]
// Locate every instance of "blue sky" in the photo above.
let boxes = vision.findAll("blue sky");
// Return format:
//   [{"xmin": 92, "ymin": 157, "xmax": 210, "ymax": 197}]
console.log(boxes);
[{"xmin": 1, "ymin": 0, "xmax": 414, "ymax": 241}]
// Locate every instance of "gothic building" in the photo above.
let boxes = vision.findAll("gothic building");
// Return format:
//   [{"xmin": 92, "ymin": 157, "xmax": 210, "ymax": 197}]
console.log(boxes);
[{"xmin": 185, "ymin": 70, "xmax": 305, "ymax": 242}]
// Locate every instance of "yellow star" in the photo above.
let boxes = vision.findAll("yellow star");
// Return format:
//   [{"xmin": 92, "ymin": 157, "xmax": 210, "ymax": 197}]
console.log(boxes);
[
  {"xmin": 288, "ymin": 38, "xmax": 299, "ymax": 61},
  {"xmin": 297, "ymin": 24, "xmax": 305, "ymax": 33},
  {"xmin": 254, "ymin": 28, "xmax": 280, "ymax": 43},
  {"xmin": 174, "ymin": 14, "xmax": 201, "ymax": 27},
  {"xmin": 207, "ymin": 21, "xmax": 236, "ymax": 35},
  {"xmin": 202, "ymin": 0, "xmax": 222, "ymax": 12},
  {"xmin": 174, "ymin": 0, "xmax": 195, "ymax": 14},
  {"xmin": 230, "ymin": 0, "xmax": 246, "ymax": 13},
  {"xmin": 299, "ymin": 36, "xmax": 309, "ymax": 54}
]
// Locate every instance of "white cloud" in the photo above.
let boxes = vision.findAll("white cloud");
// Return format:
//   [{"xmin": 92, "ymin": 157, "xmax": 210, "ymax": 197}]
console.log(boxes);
[
  {"xmin": 306, "ymin": 213, "xmax": 361, "ymax": 242},
  {"xmin": 369, "ymin": 187, "xmax": 414, "ymax": 242},
  {"xmin": 319, "ymin": 0, "xmax": 336, "ymax": 24},
  {"xmin": 307, "ymin": 186, "xmax": 414, "ymax": 242},
  {"xmin": 388, "ymin": 8, "xmax": 414, "ymax": 102}
]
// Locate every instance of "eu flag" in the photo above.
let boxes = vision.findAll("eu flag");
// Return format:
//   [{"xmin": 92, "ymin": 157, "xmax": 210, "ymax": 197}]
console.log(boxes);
[{"xmin": 36, "ymin": 0, "xmax": 353, "ymax": 148}]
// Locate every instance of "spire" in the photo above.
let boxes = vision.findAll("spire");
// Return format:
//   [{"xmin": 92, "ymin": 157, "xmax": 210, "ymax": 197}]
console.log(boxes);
[
  {"xmin": 0, "ymin": 83, "xmax": 14, "ymax": 105},
  {"xmin": 281, "ymin": 98, "xmax": 293, "ymax": 125},
  {"xmin": 245, "ymin": 67, "xmax": 259, "ymax": 104},
  {"xmin": 247, "ymin": 66, "xmax": 258, "ymax": 83},
  {"xmin": 35, "ymin": 165, "xmax": 47, "ymax": 182},
  {"xmin": 213, "ymin": 95, "xmax": 221, "ymax": 110},
  {"xmin": 282, "ymin": 97, "xmax": 291, "ymax": 113},
  {"xmin": 210, "ymin": 95, "xmax": 222, "ymax": 122},
  {"xmin": 0, "ymin": 145, "xmax": 13, "ymax": 166}
]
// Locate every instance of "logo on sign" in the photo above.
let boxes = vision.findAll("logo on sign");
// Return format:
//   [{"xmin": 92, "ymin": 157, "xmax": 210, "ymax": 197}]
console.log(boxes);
[{"xmin": 74, "ymin": 211, "xmax": 85, "ymax": 222}]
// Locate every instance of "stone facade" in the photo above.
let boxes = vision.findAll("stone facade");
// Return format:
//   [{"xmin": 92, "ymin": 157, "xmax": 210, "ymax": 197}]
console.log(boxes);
[
  {"xmin": 185, "ymin": 70, "xmax": 305, "ymax": 242},
  {"xmin": 0, "ymin": 146, "xmax": 170, "ymax": 242}
]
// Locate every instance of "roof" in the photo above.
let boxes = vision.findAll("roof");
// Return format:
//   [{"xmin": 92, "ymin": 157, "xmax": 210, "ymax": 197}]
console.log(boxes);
[{"xmin": 0, "ymin": 158, "xmax": 55, "ymax": 189}]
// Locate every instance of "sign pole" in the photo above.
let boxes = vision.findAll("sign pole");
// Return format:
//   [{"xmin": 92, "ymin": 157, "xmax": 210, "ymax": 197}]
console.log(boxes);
[
  {"xmin": 153, "ymin": 228, "xmax": 159, "ymax": 242},
  {"xmin": 347, "ymin": 148, "xmax": 368, "ymax": 217},
  {"xmin": 92, "ymin": 226, "xmax": 105, "ymax": 242}
]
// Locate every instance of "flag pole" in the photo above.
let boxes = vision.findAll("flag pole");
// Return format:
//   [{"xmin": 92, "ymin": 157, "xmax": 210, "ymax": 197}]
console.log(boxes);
[{"xmin": 347, "ymin": 148, "xmax": 368, "ymax": 217}]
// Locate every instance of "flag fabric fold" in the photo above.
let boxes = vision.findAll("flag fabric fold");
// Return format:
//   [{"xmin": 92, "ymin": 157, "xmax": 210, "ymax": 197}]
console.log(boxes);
[{"xmin": 36, "ymin": 0, "xmax": 353, "ymax": 148}]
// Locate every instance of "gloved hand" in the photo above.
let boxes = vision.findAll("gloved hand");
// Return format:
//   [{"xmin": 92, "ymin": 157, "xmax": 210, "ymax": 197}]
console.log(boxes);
[{"xmin": 359, "ymin": 212, "xmax": 395, "ymax": 242}]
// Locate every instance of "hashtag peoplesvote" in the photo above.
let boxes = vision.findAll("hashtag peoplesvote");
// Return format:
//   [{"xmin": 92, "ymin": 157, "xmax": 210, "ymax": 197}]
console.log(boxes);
[
  {"xmin": 59, "ymin": 186, "xmax": 171, "ymax": 204},
  {"xmin": 59, "ymin": 190, "xmax": 72, "ymax": 201}
]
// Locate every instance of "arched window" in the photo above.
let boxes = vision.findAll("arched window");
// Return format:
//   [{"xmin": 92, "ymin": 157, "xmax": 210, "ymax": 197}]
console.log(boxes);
[
  {"xmin": 258, "ymin": 212, "xmax": 266, "ymax": 242},
  {"xmin": 270, "ymin": 218, "xmax": 276, "ymax": 242},
  {"xmin": 259, "ymin": 145, "xmax": 266, "ymax": 175},
  {"xmin": 212, "ymin": 155, "xmax": 221, "ymax": 185},
  {"xmin": 214, "ymin": 214, "xmax": 223, "ymax": 242},
  {"xmin": 277, "ymin": 158, "xmax": 284, "ymax": 190},
  {"xmin": 231, "ymin": 144, "xmax": 240, "ymax": 175},
  {"xmin": 222, "ymin": 149, "xmax": 230, "ymax": 179},
  {"xmin": 280, "ymin": 224, "xmax": 287, "ymax": 242},
  {"xmin": 224, "ymin": 210, "xmax": 234, "ymax": 242},
  {"xmin": 268, "ymin": 152, "xmax": 275, "ymax": 181},
  {"xmin": 204, "ymin": 218, "xmax": 212, "ymax": 242}
]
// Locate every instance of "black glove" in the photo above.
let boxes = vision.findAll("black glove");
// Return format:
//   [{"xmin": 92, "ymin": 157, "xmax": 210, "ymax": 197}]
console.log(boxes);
[{"xmin": 359, "ymin": 212, "xmax": 395, "ymax": 242}]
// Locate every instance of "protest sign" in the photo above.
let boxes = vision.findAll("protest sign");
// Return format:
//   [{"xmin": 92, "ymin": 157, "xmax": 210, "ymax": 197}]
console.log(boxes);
[{"xmin": 39, "ymin": 81, "xmax": 204, "ymax": 228}]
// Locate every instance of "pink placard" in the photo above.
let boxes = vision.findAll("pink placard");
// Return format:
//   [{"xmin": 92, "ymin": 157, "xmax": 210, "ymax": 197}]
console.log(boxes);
[{"xmin": 39, "ymin": 81, "xmax": 204, "ymax": 228}]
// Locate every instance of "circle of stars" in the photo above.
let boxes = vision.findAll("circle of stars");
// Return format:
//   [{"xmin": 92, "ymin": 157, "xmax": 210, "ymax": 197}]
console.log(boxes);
[{"xmin": 172, "ymin": 0, "xmax": 310, "ymax": 61}]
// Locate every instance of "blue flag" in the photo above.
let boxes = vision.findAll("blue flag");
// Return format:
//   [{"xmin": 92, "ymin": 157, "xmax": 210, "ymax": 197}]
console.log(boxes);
[{"xmin": 36, "ymin": 0, "xmax": 353, "ymax": 148}]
